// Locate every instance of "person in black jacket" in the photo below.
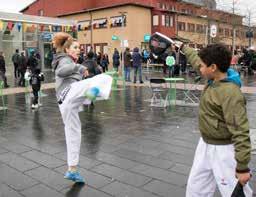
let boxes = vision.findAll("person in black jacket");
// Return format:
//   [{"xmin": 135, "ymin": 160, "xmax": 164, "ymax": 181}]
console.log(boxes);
[
  {"xmin": 18, "ymin": 51, "xmax": 27, "ymax": 87},
  {"xmin": 0, "ymin": 51, "xmax": 9, "ymax": 88},
  {"xmin": 27, "ymin": 51, "xmax": 39, "ymax": 74},
  {"xmin": 112, "ymin": 48, "xmax": 120, "ymax": 71},
  {"xmin": 82, "ymin": 51, "xmax": 102, "ymax": 78},
  {"xmin": 29, "ymin": 68, "xmax": 44, "ymax": 109},
  {"xmin": 82, "ymin": 51, "xmax": 102, "ymax": 107},
  {"xmin": 12, "ymin": 49, "xmax": 20, "ymax": 78},
  {"xmin": 132, "ymin": 47, "xmax": 143, "ymax": 83}
]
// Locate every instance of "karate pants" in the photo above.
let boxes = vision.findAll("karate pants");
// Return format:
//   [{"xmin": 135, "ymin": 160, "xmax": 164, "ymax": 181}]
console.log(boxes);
[
  {"xmin": 59, "ymin": 74, "xmax": 112, "ymax": 166},
  {"xmin": 186, "ymin": 138, "xmax": 252, "ymax": 197}
]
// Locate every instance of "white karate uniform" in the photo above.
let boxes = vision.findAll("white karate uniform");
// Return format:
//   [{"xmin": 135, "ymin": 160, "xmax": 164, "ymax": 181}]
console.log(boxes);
[
  {"xmin": 186, "ymin": 138, "xmax": 252, "ymax": 197},
  {"xmin": 59, "ymin": 74, "xmax": 112, "ymax": 166}
]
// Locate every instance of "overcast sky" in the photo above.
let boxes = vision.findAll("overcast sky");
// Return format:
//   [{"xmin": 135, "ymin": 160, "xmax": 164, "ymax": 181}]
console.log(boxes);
[{"xmin": 0, "ymin": 0, "xmax": 256, "ymax": 24}]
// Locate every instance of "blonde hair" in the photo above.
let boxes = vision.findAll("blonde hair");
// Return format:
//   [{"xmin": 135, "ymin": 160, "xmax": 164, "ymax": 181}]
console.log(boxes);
[{"xmin": 52, "ymin": 32, "xmax": 74, "ymax": 53}]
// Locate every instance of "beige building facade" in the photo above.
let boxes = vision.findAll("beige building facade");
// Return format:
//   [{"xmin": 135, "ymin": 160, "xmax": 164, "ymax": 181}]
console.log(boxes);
[{"xmin": 61, "ymin": 4, "xmax": 152, "ymax": 58}]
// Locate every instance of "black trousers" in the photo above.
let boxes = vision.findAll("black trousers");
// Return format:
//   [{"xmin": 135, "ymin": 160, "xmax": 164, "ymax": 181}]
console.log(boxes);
[
  {"xmin": 0, "ymin": 71, "xmax": 8, "ymax": 87},
  {"xmin": 18, "ymin": 71, "xmax": 25, "ymax": 86},
  {"xmin": 32, "ymin": 88, "xmax": 39, "ymax": 105},
  {"xmin": 14, "ymin": 63, "xmax": 20, "ymax": 78}
]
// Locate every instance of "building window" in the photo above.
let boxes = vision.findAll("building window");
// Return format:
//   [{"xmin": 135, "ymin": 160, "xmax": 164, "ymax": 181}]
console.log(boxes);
[
  {"xmin": 161, "ymin": 3, "xmax": 167, "ymax": 9},
  {"xmin": 224, "ymin": 29, "xmax": 230, "ymax": 37},
  {"xmin": 219, "ymin": 28, "xmax": 224, "ymax": 35},
  {"xmin": 188, "ymin": 9, "xmax": 193, "ymax": 15},
  {"xmin": 178, "ymin": 22, "xmax": 186, "ymax": 31},
  {"xmin": 189, "ymin": 43, "xmax": 195, "ymax": 48},
  {"xmin": 188, "ymin": 23, "xmax": 195, "ymax": 32},
  {"xmin": 170, "ymin": 5, "xmax": 175, "ymax": 11},
  {"xmin": 197, "ymin": 44, "xmax": 203, "ymax": 49},
  {"xmin": 94, "ymin": 43, "xmax": 108, "ymax": 54},
  {"xmin": 110, "ymin": 15, "xmax": 126, "ymax": 28},
  {"xmin": 93, "ymin": 18, "xmax": 108, "ymax": 29},
  {"xmin": 77, "ymin": 20, "xmax": 91, "ymax": 31},
  {"xmin": 153, "ymin": 15, "xmax": 159, "ymax": 26},
  {"xmin": 162, "ymin": 15, "xmax": 165, "ymax": 26},
  {"xmin": 164, "ymin": 15, "xmax": 173, "ymax": 27},
  {"xmin": 196, "ymin": 24, "xmax": 204, "ymax": 33},
  {"xmin": 38, "ymin": 9, "xmax": 43, "ymax": 16}
]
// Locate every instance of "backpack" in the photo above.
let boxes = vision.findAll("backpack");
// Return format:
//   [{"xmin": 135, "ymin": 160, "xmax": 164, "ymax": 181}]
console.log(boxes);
[
  {"xmin": 12, "ymin": 54, "xmax": 20, "ymax": 64},
  {"xmin": 31, "ymin": 76, "xmax": 39, "ymax": 85}
]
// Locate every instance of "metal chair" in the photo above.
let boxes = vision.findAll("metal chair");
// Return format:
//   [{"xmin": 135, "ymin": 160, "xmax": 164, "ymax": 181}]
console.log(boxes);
[
  {"xmin": 149, "ymin": 78, "xmax": 167, "ymax": 107},
  {"xmin": 183, "ymin": 76, "xmax": 201, "ymax": 104}
]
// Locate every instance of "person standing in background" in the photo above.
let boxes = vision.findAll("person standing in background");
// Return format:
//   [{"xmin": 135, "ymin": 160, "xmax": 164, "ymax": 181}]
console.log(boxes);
[
  {"xmin": 132, "ymin": 47, "xmax": 143, "ymax": 84},
  {"xmin": 18, "ymin": 51, "xmax": 27, "ymax": 87},
  {"xmin": 12, "ymin": 49, "xmax": 20, "ymax": 79},
  {"xmin": 124, "ymin": 47, "xmax": 132, "ymax": 82},
  {"xmin": 112, "ymin": 48, "xmax": 120, "ymax": 71},
  {"xmin": 0, "ymin": 51, "xmax": 9, "ymax": 88}
]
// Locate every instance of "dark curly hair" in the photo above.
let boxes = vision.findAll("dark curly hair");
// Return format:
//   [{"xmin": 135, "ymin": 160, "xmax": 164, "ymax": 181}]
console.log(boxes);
[{"xmin": 198, "ymin": 43, "xmax": 231, "ymax": 72}]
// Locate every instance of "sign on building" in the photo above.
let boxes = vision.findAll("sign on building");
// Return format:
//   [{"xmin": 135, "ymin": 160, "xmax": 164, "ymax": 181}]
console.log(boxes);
[
  {"xmin": 144, "ymin": 34, "xmax": 151, "ymax": 42},
  {"xmin": 210, "ymin": 24, "xmax": 217, "ymax": 38}
]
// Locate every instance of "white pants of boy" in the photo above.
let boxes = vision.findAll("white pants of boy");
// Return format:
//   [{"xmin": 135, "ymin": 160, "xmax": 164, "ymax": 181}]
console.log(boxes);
[
  {"xmin": 186, "ymin": 138, "xmax": 252, "ymax": 197},
  {"xmin": 59, "ymin": 74, "xmax": 112, "ymax": 166}
]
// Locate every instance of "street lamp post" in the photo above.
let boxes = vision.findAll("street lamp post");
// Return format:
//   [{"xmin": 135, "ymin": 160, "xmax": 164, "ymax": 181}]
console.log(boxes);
[
  {"xmin": 201, "ymin": 15, "xmax": 209, "ymax": 46},
  {"xmin": 118, "ymin": 12, "xmax": 127, "ymax": 80}
]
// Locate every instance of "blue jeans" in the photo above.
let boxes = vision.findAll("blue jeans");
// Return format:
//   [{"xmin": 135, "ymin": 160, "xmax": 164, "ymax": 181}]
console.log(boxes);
[
  {"xmin": 124, "ymin": 66, "xmax": 131, "ymax": 81},
  {"xmin": 133, "ymin": 66, "xmax": 142, "ymax": 82}
]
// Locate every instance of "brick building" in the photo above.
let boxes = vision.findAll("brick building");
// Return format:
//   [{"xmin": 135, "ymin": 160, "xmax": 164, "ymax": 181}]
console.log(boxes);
[{"xmin": 21, "ymin": 0, "xmax": 254, "ymax": 55}]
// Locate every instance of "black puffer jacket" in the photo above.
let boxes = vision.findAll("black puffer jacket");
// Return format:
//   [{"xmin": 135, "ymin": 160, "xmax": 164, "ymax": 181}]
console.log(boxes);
[
  {"xmin": 0, "ymin": 55, "xmax": 6, "ymax": 73},
  {"xmin": 82, "ymin": 58, "xmax": 102, "ymax": 78}
]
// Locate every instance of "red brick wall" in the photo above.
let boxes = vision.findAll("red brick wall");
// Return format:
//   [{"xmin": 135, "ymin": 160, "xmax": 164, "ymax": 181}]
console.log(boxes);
[
  {"xmin": 22, "ymin": 0, "xmax": 155, "ymax": 16},
  {"xmin": 22, "ymin": 0, "xmax": 92, "ymax": 17}
]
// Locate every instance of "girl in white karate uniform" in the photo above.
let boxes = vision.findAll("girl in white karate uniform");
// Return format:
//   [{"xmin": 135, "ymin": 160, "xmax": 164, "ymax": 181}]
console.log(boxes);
[{"xmin": 52, "ymin": 32, "xmax": 112, "ymax": 183}]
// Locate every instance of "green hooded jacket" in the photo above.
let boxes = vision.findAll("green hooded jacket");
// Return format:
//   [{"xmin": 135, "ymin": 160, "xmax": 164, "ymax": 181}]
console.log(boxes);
[{"xmin": 183, "ymin": 46, "xmax": 251, "ymax": 172}]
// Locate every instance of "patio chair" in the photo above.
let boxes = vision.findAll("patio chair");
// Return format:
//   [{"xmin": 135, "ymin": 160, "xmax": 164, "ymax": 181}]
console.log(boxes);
[
  {"xmin": 149, "ymin": 78, "xmax": 167, "ymax": 107},
  {"xmin": 183, "ymin": 76, "xmax": 201, "ymax": 104}
]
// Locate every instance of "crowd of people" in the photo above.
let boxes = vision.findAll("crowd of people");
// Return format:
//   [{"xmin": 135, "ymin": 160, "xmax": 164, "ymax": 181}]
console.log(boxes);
[
  {"xmin": 0, "ymin": 49, "xmax": 42, "ymax": 88},
  {"xmin": 0, "ymin": 49, "xmax": 44, "ymax": 109}
]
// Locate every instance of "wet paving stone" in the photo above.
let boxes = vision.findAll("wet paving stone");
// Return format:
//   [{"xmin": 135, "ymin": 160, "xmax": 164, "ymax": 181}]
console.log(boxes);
[
  {"xmin": 0, "ymin": 152, "xmax": 40, "ymax": 172},
  {"xmin": 100, "ymin": 181, "xmax": 160, "ymax": 197},
  {"xmin": 0, "ymin": 183, "xmax": 24, "ymax": 197},
  {"xmin": 143, "ymin": 179, "xmax": 185, "ymax": 197},
  {"xmin": 21, "ymin": 184, "xmax": 65, "ymax": 197},
  {"xmin": 113, "ymin": 148, "xmax": 174, "ymax": 169},
  {"xmin": 91, "ymin": 163, "xmax": 152, "ymax": 187},
  {"xmin": 21, "ymin": 150, "xmax": 65, "ymax": 168},
  {"xmin": 0, "ymin": 163, "xmax": 38, "ymax": 190},
  {"xmin": 87, "ymin": 151, "xmax": 139, "ymax": 170},
  {"xmin": 24, "ymin": 166, "xmax": 71, "ymax": 191},
  {"xmin": 130, "ymin": 164, "xmax": 187, "ymax": 187}
]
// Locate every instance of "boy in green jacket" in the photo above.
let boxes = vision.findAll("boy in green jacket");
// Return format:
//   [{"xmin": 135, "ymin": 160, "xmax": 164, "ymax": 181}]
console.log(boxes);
[{"xmin": 183, "ymin": 44, "xmax": 252, "ymax": 197}]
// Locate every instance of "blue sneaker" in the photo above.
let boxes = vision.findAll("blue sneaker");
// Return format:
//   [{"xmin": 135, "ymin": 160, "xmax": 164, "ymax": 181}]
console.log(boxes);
[{"xmin": 64, "ymin": 171, "xmax": 85, "ymax": 183}]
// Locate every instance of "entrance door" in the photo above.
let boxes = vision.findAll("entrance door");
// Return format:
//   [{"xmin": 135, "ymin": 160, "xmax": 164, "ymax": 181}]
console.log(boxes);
[
  {"xmin": 44, "ymin": 43, "xmax": 53, "ymax": 69},
  {"xmin": 94, "ymin": 43, "xmax": 108, "ymax": 54}
]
